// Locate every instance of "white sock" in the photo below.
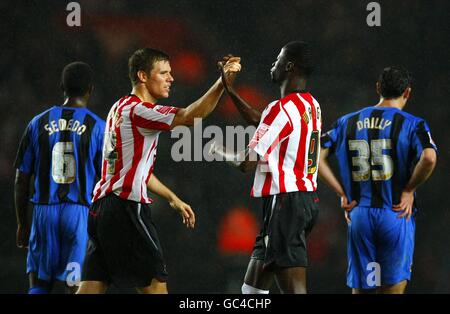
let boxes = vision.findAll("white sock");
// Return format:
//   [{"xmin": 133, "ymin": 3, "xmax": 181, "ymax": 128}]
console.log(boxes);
[{"xmin": 241, "ymin": 283, "xmax": 269, "ymax": 294}]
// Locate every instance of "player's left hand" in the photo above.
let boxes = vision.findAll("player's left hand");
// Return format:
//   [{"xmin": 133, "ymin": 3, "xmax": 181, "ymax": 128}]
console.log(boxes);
[
  {"xmin": 393, "ymin": 190, "xmax": 414, "ymax": 220},
  {"xmin": 170, "ymin": 198, "xmax": 196, "ymax": 229},
  {"xmin": 218, "ymin": 56, "xmax": 241, "ymax": 91}
]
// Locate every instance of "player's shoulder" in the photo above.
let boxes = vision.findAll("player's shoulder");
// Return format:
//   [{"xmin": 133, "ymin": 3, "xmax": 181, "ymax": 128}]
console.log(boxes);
[
  {"xmin": 28, "ymin": 106, "xmax": 57, "ymax": 127},
  {"xmin": 84, "ymin": 108, "xmax": 106, "ymax": 125},
  {"xmin": 261, "ymin": 99, "xmax": 280, "ymax": 114},
  {"xmin": 336, "ymin": 107, "xmax": 365, "ymax": 125},
  {"xmin": 395, "ymin": 110, "xmax": 427, "ymax": 126}
]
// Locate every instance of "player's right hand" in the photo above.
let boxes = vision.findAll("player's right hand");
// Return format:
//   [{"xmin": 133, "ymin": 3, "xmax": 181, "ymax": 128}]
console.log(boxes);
[
  {"xmin": 393, "ymin": 190, "xmax": 414, "ymax": 220},
  {"xmin": 341, "ymin": 195, "xmax": 357, "ymax": 224},
  {"xmin": 16, "ymin": 224, "xmax": 30, "ymax": 249},
  {"xmin": 218, "ymin": 56, "xmax": 241, "ymax": 92}
]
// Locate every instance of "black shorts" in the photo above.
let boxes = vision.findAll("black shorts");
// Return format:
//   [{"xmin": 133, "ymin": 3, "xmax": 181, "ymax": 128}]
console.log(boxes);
[
  {"xmin": 82, "ymin": 193, "xmax": 168, "ymax": 288},
  {"xmin": 251, "ymin": 191, "xmax": 319, "ymax": 271}
]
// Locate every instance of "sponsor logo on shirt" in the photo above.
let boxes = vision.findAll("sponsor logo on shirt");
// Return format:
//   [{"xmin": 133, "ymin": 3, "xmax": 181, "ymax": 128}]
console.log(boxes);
[
  {"xmin": 155, "ymin": 105, "xmax": 175, "ymax": 115},
  {"xmin": 249, "ymin": 123, "xmax": 269, "ymax": 149}
]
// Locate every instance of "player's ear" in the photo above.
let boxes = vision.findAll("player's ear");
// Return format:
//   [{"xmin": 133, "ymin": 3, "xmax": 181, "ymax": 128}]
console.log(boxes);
[
  {"xmin": 285, "ymin": 62, "xmax": 295, "ymax": 72},
  {"xmin": 137, "ymin": 70, "xmax": 148, "ymax": 83},
  {"xmin": 403, "ymin": 87, "xmax": 411, "ymax": 99},
  {"xmin": 376, "ymin": 82, "xmax": 381, "ymax": 96}
]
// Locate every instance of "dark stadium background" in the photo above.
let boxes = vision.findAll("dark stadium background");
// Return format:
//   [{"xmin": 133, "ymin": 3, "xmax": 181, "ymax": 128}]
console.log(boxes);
[{"xmin": 1, "ymin": 0, "xmax": 449, "ymax": 293}]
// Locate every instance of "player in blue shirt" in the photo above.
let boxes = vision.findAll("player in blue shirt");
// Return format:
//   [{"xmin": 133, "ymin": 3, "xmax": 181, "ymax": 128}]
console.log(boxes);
[
  {"xmin": 319, "ymin": 66, "xmax": 437, "ymax": 293},
  {"xmin": 14, "ymin": 62, "xmax": 105, "ymax": 294}
]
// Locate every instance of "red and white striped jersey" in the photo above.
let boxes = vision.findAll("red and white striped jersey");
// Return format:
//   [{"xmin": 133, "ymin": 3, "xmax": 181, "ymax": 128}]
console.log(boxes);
[
  {"xmin": 249, "ymin": 92, "xmax": 322, "ymax": 197},
  {"xmin": 93, "ymin": 95, "xmax": 178, "ymax": 203}
]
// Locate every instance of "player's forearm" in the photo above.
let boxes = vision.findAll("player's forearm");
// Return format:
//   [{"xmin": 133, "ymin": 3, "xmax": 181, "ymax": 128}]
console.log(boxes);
[
  {"xmin": 147, "ymin": 174, "xmax": 179, "ymax": 203},
  {"xmin": 210, "ymin": 142, "xmax": 251, "ymax": 168},
  {"xmin": 176, "ymin": 78, "xmax": 224, "ymax": 126},
  {"xmin": 14, "ymin": 170, "xmax": 30, "ymax": 227},
  {"xmin": 239, "ymin": 160, "xmax": 258, "ymax": 173},
  {"xmin": 404, "ymin": 148, "xmax": 437, "ymax": 193},
  {"xmin": 318, "ymin": 152, "xmax": 345, "ymax": 197},
  {"xmin": 227, "ymin": 90, "xmax": 261, "ymax": 126}
]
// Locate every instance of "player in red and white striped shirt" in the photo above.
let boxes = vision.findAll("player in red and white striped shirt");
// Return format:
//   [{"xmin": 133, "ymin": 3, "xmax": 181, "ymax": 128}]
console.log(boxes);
[
  {"xmin": 78, "ymin": 48, "xmax": 241, "ymax": 294},
  {"xmin": 212, "ymin": 42, "xmax": 321, "ymax": 294}
]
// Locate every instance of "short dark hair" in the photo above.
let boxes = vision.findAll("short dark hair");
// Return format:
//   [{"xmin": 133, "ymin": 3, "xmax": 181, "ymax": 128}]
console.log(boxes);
[
  {"xmin": 128, "ymin": 48, "xmax": 169, "ymax": 85},
  {"xmin": 283, "ymin": 41, "xmax": 314, "ymax": 77},
  {"xmin": 61, "ymin": 62, "xmax": 93, "ymax": 97},
  {"xmin": 378, "ymin": 66, "xmax": 412, "ymax": 99}
]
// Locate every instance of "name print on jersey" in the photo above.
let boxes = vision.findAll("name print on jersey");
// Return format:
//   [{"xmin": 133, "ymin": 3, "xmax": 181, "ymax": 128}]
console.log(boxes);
[
  {"xmin": 356, "ymin": 117, "xmax": 392, "ymax": 131},
  {"xmin": 44, "ymin": 118, "xmax": 87, "ymax": 135}
]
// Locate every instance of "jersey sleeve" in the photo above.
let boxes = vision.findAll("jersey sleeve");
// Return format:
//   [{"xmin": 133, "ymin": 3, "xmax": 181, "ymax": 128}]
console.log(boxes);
[
  {"xmin": 248, "ymin": 102, "xmax": 293, "ymax": 160},
  {"xmin": 411, "ymin": 119, "xmax": 437, "ymax": 160},
  {"xmin": 132, "ymin": 102, "xmax": 179, "ymax": 131},
  {"xmin": 14, "ymin": 122, "xmax": 35, "ymax": 174},
  {"xmin": 320, "ymin": 120, "xmax": 340, "ymax": 154},
  {"xmin": 94, "ymin": 120, "xmax": 106, "ymax": 177}
]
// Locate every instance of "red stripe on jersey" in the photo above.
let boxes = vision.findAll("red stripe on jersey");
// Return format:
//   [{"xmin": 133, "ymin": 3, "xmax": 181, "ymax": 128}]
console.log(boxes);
[
  {"xmin": 119, "ymin": 104, "xmax": 144, "ymax": 199},
  {"xmin": 261, "ymin": 101, "xmax": 282, "ymax": 126},
  {"xmin": 140, "ymin": 102, "xmax": 156, "ymax": 109},
  {"xmin": 105, "ymin": 98, "xmax": 131, "ymax": 196},
  {"xmin": 261, "ymin": 166, "xmax": 273, "ymax": 196},
  {"xmin": 133, "ymin": 115, "xmax": 171, "ymax": 131},
  {"xmin": 94, "ymin": 99, "xmax": 126, "ymax": 201},
  {"xmin": 302, "ymin": 94, "xmax": 318, "ymax": 189},
  {"xmin": 141, "ymin": 139, "xmax": 157, "ymax": 203},
  {"xmin": 294, "ymin": 96, "xmax": 308, "ymax": 191}
]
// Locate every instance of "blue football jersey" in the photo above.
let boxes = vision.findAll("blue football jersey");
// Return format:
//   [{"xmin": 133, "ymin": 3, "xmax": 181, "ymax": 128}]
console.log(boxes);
[
  {"xmin": 14, "ymin": 106, "xmax": 105, "ymax": 206},
  {"xmin": 321, "ymin": 106, "xmax": 437, "ymax": 209}
]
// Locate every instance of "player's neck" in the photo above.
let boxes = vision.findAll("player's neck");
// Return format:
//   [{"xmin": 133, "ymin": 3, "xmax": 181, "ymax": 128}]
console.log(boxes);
[
  {"xmin": 62, "ymin": 97, "xmax": 87, "ymax": 108},
  {"xmin": 280, "ymin": 78, "xmax": 307, "ymax": 98},
  {"xmin": 131, "ymin": 85, "xmax": 157, "ymax": 104},
  {"xmin": 375, "ymin": 98, "xmax": 406, "ymax": 110}
]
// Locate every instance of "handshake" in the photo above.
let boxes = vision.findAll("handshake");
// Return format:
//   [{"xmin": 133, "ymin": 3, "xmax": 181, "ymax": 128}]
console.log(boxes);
[{"xmin": 218, "ymin": 55, "xmax": 241, "ymax": 93}]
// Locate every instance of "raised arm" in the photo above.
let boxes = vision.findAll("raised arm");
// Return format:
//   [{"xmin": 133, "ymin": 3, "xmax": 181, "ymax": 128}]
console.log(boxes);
[
  {"xmin": 393, "ymin": 148, "xmax": 437, "ymax": 220},
  {"xmin": 15, "ymin": 170, "xmax": 31, "ymax": 248},
  {"xmin": 147, "ymin": 173, "xmax": 195, "ymax": 228},
  {"xmin": 219, "ymin": 60, "xmax": 262, "ymax": 126},
  {"xmin": 170, "ymin": 57, "xmax": 241, "ymax": 128}
]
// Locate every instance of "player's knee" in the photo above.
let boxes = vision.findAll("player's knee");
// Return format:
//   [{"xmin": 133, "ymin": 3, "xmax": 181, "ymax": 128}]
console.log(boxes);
[
  {"xmin": 241, "ymin": 283, "xmax": 269, "ymax": 294},
  {"xmin": 28, "ymin": 286, "xmax": 50, "ymax": 294}
]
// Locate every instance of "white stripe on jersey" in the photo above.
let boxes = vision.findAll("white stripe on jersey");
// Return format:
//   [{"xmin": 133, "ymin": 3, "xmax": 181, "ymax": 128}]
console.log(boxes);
[
  {"xmin": 250, "ymin": 93, "xmax": 321, "ymax": 197},
  {"xmin": 282, "ymin": 100, "xmax": 303, "ymax": 192},
  {"xmin": 93, "ymin": 95, "xmax": 178, "ymax": 203}
]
